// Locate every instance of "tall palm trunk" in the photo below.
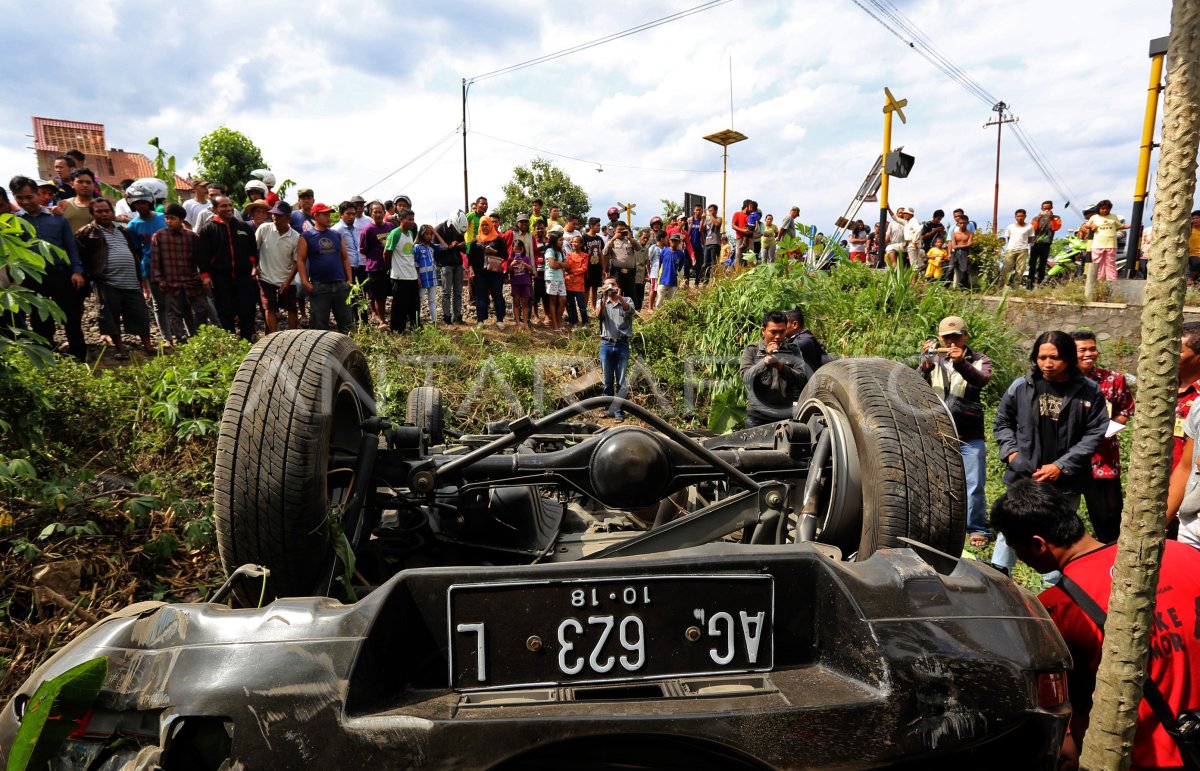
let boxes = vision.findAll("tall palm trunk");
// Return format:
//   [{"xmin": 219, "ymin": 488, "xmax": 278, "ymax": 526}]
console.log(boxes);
[{"xmin": 1080, "ymin": 3, "xmax": 1200, "ymax": 768}]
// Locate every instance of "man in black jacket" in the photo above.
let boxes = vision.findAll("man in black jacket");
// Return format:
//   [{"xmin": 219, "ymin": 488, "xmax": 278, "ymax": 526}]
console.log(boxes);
[
  {"xmin": 919, "ymin": 316, "xmax": 993, "ymax": 546},
  {"xmin": 197, "ymin": 196, "xmax": 258, "ymax": 341},
  {"xmin": 739, "ymin": 310, "xmax": 808, "ymax": 428},
  {"xmin": 784, "ymin": 307, "xmax": 830, "ymax": 375},
  {"xmin": 992, "ymin": 330, "xmax": 1109, "ymax": 570}
]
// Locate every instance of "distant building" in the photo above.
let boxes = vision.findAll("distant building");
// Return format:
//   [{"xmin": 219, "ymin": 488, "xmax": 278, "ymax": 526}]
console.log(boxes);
[{"xmin": 31, "ymin": 116, "xmax": 193, "ymax": 196}]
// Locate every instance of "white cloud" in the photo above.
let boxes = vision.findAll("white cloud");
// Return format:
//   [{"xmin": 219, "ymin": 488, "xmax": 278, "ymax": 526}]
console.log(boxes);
[{"xmin": 0, "ymin": 0, "xmax": 1181, "ymax": 232}]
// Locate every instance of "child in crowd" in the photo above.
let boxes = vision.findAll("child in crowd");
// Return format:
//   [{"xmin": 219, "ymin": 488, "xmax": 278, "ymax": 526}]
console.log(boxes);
[
  {"xmin": 151, "ymin": 202, "xmax": 209, "ymax": 343},
  {"xmin": 925, "ymin": 236, "xmax": 948, "ymax": 280},
  {"xmin": 647, "ymin": 230, "xmax": 666, "ymax": 311},
  {"xmin": 509, "ymin": 239, "xmax": 533, "ymax": 329},
  {"xmin": 744, "ymin": 202, "xmax": 761, "ymax": 256},
  {"xmin": 532, "ymin": 221, "xmax": 549, "ymax": 325},
  {"xmin": 565, "ymin": 235, "xmax": 589, "ymax": 325},
  {"xmin": 414, "ymin": 224, "xmax": 442, "ymax": 324},
  {"xmin": 543, "ymin": 232, "xmax": 567, "ymax": 332}
]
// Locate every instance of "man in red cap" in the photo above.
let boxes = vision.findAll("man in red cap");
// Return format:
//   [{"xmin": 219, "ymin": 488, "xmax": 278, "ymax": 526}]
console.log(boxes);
[{"xmin": 297, "ymin": 203, "xmax": 354, "ymax": 333}]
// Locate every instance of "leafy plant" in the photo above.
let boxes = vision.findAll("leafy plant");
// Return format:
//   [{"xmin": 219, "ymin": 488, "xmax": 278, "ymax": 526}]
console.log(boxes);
[
  {"xmin": 148, "ymin": 137, "xmax": 179, "ymax": 203},
  {"xmin": 0, "ymin": 214, "xmax": 66, "ymax": 371},
  {"xmin": 6, "ymin": 657, "xmax": 108, "ymax": 770}
]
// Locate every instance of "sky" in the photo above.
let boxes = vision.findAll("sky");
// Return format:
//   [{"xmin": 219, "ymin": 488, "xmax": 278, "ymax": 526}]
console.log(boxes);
[{"xmin": 0, "ymin": 0, "xmax": 1180, "ymax": 232}]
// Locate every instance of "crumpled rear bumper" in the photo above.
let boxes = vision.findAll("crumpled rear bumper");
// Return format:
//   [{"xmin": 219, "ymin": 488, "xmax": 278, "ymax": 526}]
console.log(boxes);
[{"xmin": 0, "ymin": 543, "xmax": 1070, "ymax": 769}]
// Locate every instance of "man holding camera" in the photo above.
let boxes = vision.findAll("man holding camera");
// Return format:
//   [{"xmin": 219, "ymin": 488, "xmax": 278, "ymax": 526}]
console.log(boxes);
[
  {"xmin": 918, "ymin": 315, "xmax": 993, "ymax": 547},
  {"xmin": 602, "ymin": 222, "xmax": 637, "ymax": 299},
  {"xmin": 739, "ymin": 310, "xmax": 808, "ymax": 428},
  {"xmin": 596, "ymin": 276, "xmax": 635, "ymax": 421},
  {"xmin": 991, "ymin": 479, "xmax": 1200, "ymax": 770}
]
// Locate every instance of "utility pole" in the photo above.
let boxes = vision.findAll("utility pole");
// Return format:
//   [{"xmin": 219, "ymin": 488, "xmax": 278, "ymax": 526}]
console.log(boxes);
[
  {"xmin": 984, "ymin": 102, "xmax": 1018, "ymax": 233},
  {"xmin": 462, "ymin": 78, "xmax": 470, "ymax": 214}
]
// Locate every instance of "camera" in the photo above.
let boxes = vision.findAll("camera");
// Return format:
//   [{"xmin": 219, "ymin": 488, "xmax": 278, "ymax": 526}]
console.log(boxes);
[{"xmin": 605, "ymin": 285, "xmax": 617, "ymax": 295}]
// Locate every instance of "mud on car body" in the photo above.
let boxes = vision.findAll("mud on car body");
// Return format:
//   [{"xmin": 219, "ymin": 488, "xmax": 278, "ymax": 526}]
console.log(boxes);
[{"xmin": 1, "ymin": 331, "xmax": 1070, "ymax": 769}]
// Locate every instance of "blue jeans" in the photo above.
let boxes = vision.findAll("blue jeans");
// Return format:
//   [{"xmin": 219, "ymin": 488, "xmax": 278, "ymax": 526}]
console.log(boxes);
[
  {"xmin": 600, "ymin": 339, "xmax": 630, "ymax": 417},
  {"xmin": 566, "ymin": 291, "xmax": 588, "ymax": 324},
  {"xmin": 961, "ymin": 439, "xmax": 988, "ymax": 535}
]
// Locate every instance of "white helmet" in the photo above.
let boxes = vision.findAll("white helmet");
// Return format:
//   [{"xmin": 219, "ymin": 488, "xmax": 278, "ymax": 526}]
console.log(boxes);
[
  {"xmin": 392, "ymin": 192, "xmax": 412, "ymax": 208},
  {"xmin": 124, "ymin": 181, "xmax": 157, "ymax": 208},
  {"xmin": 131, "ymin": 177, "xmax": 168, "ymax": 204},
  {"xmin": 245, "ymin": 179, "xmax": 269, "ymax": 196},
  {"xmin": 250, "ymin": 169, "xmax": 276, "ymax": 188},
  {"xmin": 447, "ymin": 210, "xmax": 468, "ymax": 233}
]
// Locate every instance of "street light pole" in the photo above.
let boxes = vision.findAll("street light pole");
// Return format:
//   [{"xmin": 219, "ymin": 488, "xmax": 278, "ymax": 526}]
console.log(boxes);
[
  {"xmin": 462, "ymin": 78, "xmax": 469, "ymax": 214},
  {"xmin": 703, "ymin": 128, "xmax": 748, "ymax": 248},
  {"xmin": 984, "ymin": 102, "xmax": 1018, "ymax": 233}
]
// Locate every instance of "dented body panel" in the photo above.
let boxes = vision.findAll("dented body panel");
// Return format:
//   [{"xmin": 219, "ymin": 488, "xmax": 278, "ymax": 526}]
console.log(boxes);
[{"xmin": 1, "ymin": 543, "xmax": 1070, "ymax": 769}]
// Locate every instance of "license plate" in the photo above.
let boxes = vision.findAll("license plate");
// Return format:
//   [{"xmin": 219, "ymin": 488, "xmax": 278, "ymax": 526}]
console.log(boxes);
[{"xmin": 448, "ymin": 575, "xmax": 773, "ymax": 691}]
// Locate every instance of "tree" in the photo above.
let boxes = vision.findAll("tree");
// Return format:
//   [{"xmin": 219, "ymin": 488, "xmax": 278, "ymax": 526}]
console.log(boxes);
[
  {"xmin": 496, "ymin": 158, "xmax": 589, "ymax": 225},
  {"xmin": 660, "ymin": 199, "xmax": 683, "ymax": 221},
  {"xmin": 192, "ymin": 127, "xmax": 267, "ymax": 199},
  {"xmin": 1079, "ymin": 4, "xmax": 1200, "ymax": 768}
]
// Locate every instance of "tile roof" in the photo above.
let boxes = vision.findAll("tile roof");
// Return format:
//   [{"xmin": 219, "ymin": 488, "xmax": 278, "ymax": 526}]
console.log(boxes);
[{"xmin": 32, "ymin": 116, "xmax": 106, "ymax": 154}]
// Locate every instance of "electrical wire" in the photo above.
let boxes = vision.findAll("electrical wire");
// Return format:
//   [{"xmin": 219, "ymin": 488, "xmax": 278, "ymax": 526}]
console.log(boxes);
[
  {"xmin": 357, "ymin": 126, "xmax": 462, "ymax": 196},
  {"xmin": 397, "ymin": 134, "xmax": 462, "ymax": 191},
  {"xmin": 468, "ymin": 0, "xmax": 733, "ymax": 84},
  {"xmin": 849, "ymin": 0, "xmax": 1083, "ymax": 215},
  {"xmin": 471, "ymin": 130, "xmax": 722, "ymax": 174}
]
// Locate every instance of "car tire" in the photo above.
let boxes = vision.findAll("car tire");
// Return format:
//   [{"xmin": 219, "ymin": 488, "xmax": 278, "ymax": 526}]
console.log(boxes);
[
  {"xmin": 215, "ymin": 330, "xmax": 374, "ymax": 604},
  {"xmin": 406, "ymin": 386, "xmax": 444, "ymax": 446},
  {"xmin": 795, "ymin": 357, "xmax": 966, "ymax": 558}
]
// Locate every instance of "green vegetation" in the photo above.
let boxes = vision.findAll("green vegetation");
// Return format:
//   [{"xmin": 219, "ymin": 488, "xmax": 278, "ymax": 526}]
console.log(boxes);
[
  {"xmin": 0, "ymin": 261, "xmax": 1103, "ymax": 696},
  {"xmin": 638, "ymin": 259, "xmax": 1027, "ymax": 430},
  {"xmin": 192, "ymin": 126, "xmax": 267, "ymax": 198},
  {"xmin": 495, "ymin": 157, "xmax": 590, "ymax": 223}
]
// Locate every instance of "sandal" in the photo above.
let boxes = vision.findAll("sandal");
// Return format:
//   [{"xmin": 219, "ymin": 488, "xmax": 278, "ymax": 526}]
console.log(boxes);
[{"xmin": 969, "ymin": 533, "xmax": 989, "ymax": 549}]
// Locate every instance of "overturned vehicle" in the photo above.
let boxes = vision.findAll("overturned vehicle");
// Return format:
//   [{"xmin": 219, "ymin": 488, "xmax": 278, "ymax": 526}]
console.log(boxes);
[{"xmin": 1, "ymin": 331, "xmax": 1070, "ymax": 769}]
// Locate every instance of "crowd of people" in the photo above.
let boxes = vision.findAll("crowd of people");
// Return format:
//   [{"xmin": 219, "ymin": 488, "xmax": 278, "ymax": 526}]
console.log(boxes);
[
  {"xmin": 741, "ymin": 307, "xmax": 1200, "ymax": 769},
  {"xmin": 2, "ymin": 156, "xmax": 810, "ymax": 359},
  {"xmin": 839, "ymin": 199, "xmax": 1133, "ymax": 288}
]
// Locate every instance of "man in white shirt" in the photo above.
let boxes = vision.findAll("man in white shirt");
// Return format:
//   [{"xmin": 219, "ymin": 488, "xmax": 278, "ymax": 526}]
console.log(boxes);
[
  {"xmin": 1001, "ymin": 209, "xmax": 1036, "ymax": 287},
  {"xmin": 891, "ymin": 207, "xmax": 925, "ymax": 272},
  {"xmin": 183, "ymin": 181, "xmax": 211, "ymax": 229},
  {"xmin": 255, "ymin": 201, "xmax": 299, "ymax": 333}
]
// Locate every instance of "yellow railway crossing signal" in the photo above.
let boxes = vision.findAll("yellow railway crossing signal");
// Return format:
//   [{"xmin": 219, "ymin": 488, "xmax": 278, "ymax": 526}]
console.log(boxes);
[{"xmin": 883, "ymin": 87, "xmax": 908, "ymax": 124}]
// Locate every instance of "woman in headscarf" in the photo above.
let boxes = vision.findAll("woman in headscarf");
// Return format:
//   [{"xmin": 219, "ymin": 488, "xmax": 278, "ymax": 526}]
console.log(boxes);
[{"xmin": 471, "ymin": 216, "xmax": 508, "ymax": 327}]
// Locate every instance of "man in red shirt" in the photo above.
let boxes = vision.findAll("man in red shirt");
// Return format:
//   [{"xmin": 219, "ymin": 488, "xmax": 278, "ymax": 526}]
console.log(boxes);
[
  {"xmin": 731, "ymin": 200, "xmax": 752, "ymax": 267},
  {"xmin": 991, "ymin": 479, "xmax": 1200, "ymax": 770},
  {"xmin": 1176, "ymin": 322, "xmax": 1200, "ymax": 469},
  {"xmin": 1073, "ymin": 330, "xmax": 1134, "ymax": 542}
]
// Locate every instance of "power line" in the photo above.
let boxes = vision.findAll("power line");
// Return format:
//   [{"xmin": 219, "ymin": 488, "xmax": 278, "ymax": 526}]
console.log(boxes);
[
  {"xmin": 467, "ymin": 0, "xmax": 733, "ymax": 84},
  {"xmin": 357, "ymin": 126, "xmax": 462, "ymax": 196},
  {"xmin": 471, "ymin": 130, "xmax": 722, "ymax": 174},
  {"xmin": 398, "ymin": 135, "xmax": 461, "ymax": 191},
  {"xmin": 849, "ymin": 0, "xmax": 1083, "ymax": 214}
]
